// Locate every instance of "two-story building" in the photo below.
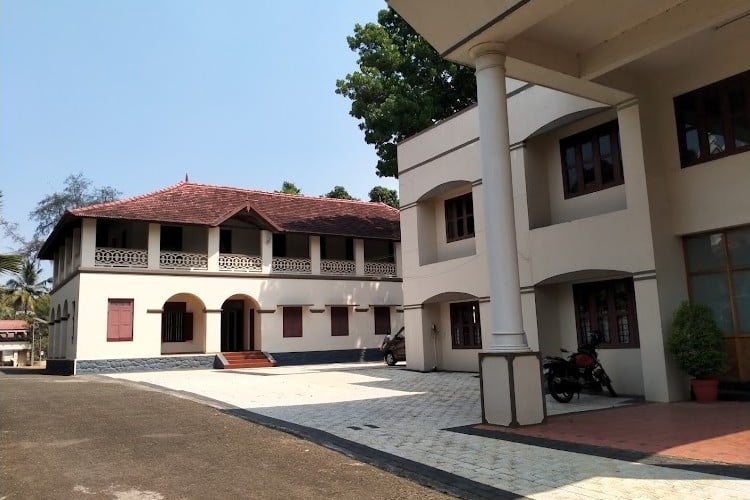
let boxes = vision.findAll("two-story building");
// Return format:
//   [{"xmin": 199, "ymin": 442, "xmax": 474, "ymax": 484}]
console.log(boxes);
[
  {"xmin": 392, "ymin": 0, "xmax": 750, "ymax": 408},
  {"xmin": 39, "ymin": 181, "xmax": 402, "ymax": 375},
  {"xmin": 0, "ymin": 320, "xmax": 31, "ymax": 367}
]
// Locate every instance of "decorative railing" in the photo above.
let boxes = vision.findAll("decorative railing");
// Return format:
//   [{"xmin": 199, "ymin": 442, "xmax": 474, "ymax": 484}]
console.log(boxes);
[
  {"xmin": 320, "ymin": 259, "xmax": 356, "ymax": 275},
  {"xmin": 364, "ymin": 261, "xmax": 397, "ymax": 277},
  {"xmin": 159, "ymin": 251, "xmax": 208, "ymax": 270},
  {"xmin": 271, "ymin": 257, "xmax": 312, "ymax": 274},
  {"xmin": 95, "ymin": 247, "xmax": 148, "ymax": 268},
  {"xmin": 219, "ymin": 253, "xmax": 262, "ymax": 272}
]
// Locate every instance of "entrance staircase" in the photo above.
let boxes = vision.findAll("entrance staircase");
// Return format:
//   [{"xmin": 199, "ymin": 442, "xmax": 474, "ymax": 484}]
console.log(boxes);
[{"xmin": 219, "ymin": 351, "xmax": 276, "ymax": 369}]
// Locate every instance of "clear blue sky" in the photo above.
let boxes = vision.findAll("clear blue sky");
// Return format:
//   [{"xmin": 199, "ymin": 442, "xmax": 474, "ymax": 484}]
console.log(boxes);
[{"xmin": 0, "ymin": 0, "xmax": 395, "ymax": 250}]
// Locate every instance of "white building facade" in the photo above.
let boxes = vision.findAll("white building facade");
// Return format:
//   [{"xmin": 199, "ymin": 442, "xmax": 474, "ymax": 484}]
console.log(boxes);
[
  {"xmin": 40, "ymin": 182, "xmax": 402, "ymax": 375},
  {"xmin": 392, "ymin": 0, "xmax": 750, "ymax": 407}
]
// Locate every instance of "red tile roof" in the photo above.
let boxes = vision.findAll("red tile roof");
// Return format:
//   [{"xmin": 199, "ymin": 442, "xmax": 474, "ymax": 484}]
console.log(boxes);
[
  {"xmin": 39, "ymin": 182, "xmax": 400, "ymax": 258},
  {"xmin": 0, "ymin": 320, "xmax": 28, "ymax": 331}
]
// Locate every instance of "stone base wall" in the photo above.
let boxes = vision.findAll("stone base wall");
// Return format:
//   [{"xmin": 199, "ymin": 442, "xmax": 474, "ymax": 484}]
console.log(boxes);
[
  {"xmin": 75, "ymin": 355, "xmax": 216, "ymax": 374},
  {"xmin": 270, "ymin": 348, "xmax": 383, "ymax": 366}
]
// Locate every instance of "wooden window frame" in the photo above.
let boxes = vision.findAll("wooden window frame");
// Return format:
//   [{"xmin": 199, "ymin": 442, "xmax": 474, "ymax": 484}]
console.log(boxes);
[
  {"xmin": 444, "ymin": 193, "xmax": 475, "ymax": 242},
  {"xmin": 161, "ymin": 302, "xmax": 193, "ymax": 343},
  {"xmin": 450, "ymin": 301, "xmax": 482, "ymax": 349},
  {"xmin": 107, "ymin": 299, "xmax": 134, "ymax": 342},
  {"xmin": 373, "ymin": 306, "xmax": 391, "ymax": 335},
  {"xmin": 560, "ymin": 120, "xmax": 624, "ymax": 199},
  {"xmin": 330, "ymin": 306, "xmax": 349, "ymax": 336},
  {"xmin": 674, "ymin": 70, "xmax": 750, "ymax": 168},
  {"xmin": 573, "ymin": 279, "xmax": 640, "ymax": 349},
  {"xmin": 283, "ymin": 306, "xmax": 303, "ymax": 338}
]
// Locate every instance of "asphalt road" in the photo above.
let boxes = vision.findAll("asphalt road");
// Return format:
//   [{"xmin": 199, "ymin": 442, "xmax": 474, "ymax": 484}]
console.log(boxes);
[{"xmin": 0, "ymin": 369, "xmax": 450, "ymax": 500}]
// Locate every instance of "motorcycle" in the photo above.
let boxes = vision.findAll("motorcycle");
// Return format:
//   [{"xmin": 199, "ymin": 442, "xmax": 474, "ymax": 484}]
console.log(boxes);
[{"xmin": 543, "ymin": 331, "xmax": 617, "ymax": 403}]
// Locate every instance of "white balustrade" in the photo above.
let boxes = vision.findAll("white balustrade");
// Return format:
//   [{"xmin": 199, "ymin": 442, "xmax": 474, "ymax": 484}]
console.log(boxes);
[
  {"xmin": 271, "ymin": 257, "xmax": 312, "ymax": 274},
  {"xmin": 364, "ymin": 261, "xmax": 397, "ymax": 277},
  {"xmin": 94, "ymin": 247, "xmax": 148, "ymax": 268},
  {"xmin": 159, "ymin": 251, "xmax": 208, "ymax": 270},
  {"xmin": 320, "ymin": 259, "xmax": 356, "ymax": 275},
  {"xmin": 219, "ymin": 253, "xmax": 262, "ymax": 272}
]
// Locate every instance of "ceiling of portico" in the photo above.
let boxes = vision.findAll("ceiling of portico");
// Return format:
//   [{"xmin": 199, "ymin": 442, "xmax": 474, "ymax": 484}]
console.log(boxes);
[{"xmin": 389, "ymin": 0, "xmax": 750, "ymax": 104}]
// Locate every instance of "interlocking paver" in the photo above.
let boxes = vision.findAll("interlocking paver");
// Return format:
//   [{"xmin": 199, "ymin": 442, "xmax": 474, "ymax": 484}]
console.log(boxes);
[{"xmin": 109, "ymin": 363, "xmax": 750, "ymax": 499}]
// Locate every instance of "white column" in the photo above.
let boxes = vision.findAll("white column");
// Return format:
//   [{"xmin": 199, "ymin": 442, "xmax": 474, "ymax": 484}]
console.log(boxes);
[
  {"xmin": 147, "ymin": 223, "xmax": 161, "ymax": 269},
  {"xmin": 393, "ymin": 241, "xmax": 403, "ymax": 278},
  {"xmin": 471, "ymin": 42, "xmax": 544, "ymax": 427},
  {"xmin": 207, "ymin": 227, "xmax": 220, "ymax": 271},
  {"xmin": 310, "ymin": 236, "xmax": 321, "ymax": 275},
  {"xmin": 260, "ymin": 230, "xmax": 273, "ymax": 273},
  {"xmin": 354, "ymin": 239, "xmax": 365, "ymax": 276},
  {"xmin": 80, "ymin": 218, "xmax": 97, "ymax": 267},
  {"xmin": 470, "ymin": 42, "xmax": 526, "ymax": 351}
]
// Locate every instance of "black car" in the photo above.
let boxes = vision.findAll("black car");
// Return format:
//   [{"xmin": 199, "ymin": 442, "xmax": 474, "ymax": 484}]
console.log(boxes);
[{"xmin": 380, "ymin": 326, "xmax": 405, "ymax": 366}]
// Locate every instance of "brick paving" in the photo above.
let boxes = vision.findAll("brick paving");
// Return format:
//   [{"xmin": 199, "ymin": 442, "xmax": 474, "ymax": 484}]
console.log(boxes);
[{"xmin": 110, "ymin": 363, "xmax": 750, "ymax": 499}]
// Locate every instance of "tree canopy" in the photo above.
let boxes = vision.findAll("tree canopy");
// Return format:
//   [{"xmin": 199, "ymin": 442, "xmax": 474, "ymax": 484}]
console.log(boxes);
[
  {"xmin": 368, "ymin": 186, "xmax": 399, "ymax": 208},
  {"xmin": 276, "ymin": 181, "xmax": 302, "ymax": 195},
  {"xmin": 324, "ymin": 186, "xmax": 358, "ymax": 200},
  {"xmin": 0, "ymin": 192, "xmax": 22, "ymax": 275},
  {"xmin": 30, "ymin": 173, "xmax": 120, "ymax": 243},
  {"xmin": 336, "ymin": 8, "xmax": 477, "ymax": 178}
]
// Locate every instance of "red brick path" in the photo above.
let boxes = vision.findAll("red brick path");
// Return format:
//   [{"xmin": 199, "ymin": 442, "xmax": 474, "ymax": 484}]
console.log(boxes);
[{"xmin": 476, "ymin": 401, "xmax": 750, "ymax": 466}]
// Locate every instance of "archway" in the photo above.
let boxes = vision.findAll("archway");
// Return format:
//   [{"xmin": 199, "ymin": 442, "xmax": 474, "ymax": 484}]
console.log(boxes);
[
  {"xmin": 220, "ymin": 295, "xmax": 260, "ymax": 352},
  {"xmin": 160, "ymin": 293, "xmax": 206, "ymax": 355}
]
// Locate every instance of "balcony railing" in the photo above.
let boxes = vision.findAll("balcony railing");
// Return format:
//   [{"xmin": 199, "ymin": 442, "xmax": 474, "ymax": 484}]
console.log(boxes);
[
  {"xmin": 320, "ymin": 259, "xmax": 356, "ymax": 275},
  {"xmin": 160, "ymin": 251, "xmax": 208, "ymax": 270},
  {"xmin": 95, "ymin": 247, "xmax": 148, "ymax": 268},
  {"xmin": 364, "ymin": 261, "xmax": 397, "ymax": 277},
  {"xmin": 272, "ymin": 257, "xmax": 312, "ymax": 274},
  {"xmin": 219, "ymin": 253, "xmax": 262, "ymax": 272},
  {"xmin": 0, "ymin": 332, "xmax": 29, "ymax": 342}
]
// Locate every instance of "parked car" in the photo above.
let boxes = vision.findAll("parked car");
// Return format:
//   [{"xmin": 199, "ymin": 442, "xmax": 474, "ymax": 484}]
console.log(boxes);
[{"xmin": 380, "ymin": 326, "xmax": 405, "ymax": 366}]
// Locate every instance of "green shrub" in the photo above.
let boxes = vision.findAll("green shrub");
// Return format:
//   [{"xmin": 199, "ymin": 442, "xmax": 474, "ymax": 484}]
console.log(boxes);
[{"xmin": 668, "ymin": 301, "xmax": 728, "ymax": 379}]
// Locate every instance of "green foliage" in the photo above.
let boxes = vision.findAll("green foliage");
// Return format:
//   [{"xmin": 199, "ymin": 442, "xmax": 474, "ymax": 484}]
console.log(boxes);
[
  {"xmin": 0, "ymin": 192, "xmax": 22, "ymax": 275},
  {"xmin": 368, "ymin": 186, "xmax": 399, "ymax": 208},
  {"xmin": 4, "ymin": 259, "xmax": 49, "ymax": 316},
  {"xmin": 336, "ymin": 8, "xmax": 477, "ymax": 178},
  {"xmin": 30, "ymin": 173, "xmax": 121, "ymax": 248},
  {"xmin": 325, "ymin": 186, "xmax": 358, "ymax": 200},
  {"xmin": 668, "ymin": 301, "xmax": 728, "ymax": 379},
  {"xmin": 276, "ymin": 181, "xmax": 302, "ymax": 195}
]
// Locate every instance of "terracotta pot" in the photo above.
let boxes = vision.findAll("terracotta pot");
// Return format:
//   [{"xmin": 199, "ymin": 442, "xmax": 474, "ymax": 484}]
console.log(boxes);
[{"xmin": 691, "ymin": 378, "xmax": 719, "ymax": 402}]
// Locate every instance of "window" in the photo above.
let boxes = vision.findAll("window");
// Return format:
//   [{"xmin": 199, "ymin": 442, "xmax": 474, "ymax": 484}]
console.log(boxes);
[
  {"xmin": 573, "ymin": 279, "xmax": 639, "ymax": 348},
  {"xmin": 220, "ymin": 229, "xmax": 232, "ymax": 253},
  {"xmin": 674, "ymin": 70, "xmax": 750, "ymax": 167},
  {"xmin": 283, "ymin": 307, "xmax": 303, "ymax": 337},
  {"xmin": 364, "ymin": 239, "xmax": 394, "ymax": 263},
  {"xmin": 684, "ymin": 226, "xmax": 750, "ymax": 335},
  {"xmin": 450, "ymin": 301, "xmax": 482, "ymax": 349},
  {"xmin": 107, "ymin": 299, "xmax": 134, "ymax": 342},
  {"xmin": 161, "ymin": 302, "xmax": 193, "ymax": 342},
  {"xmin": 330, "ymin": 306, "xmax": 349, "ymax": 336},
  {"xmin": 444, "ymin": 193, "xmax": 474, "ymax": 242},
  {"xmin": 161, "ymin": 226, "xmax": 183, "ymax": 251},
  {"xmin": 374, "ymin": 306, "xmax": 391, "ymax": 335},
  {"xmin": 560, "ymin": 120, "xmax": 623, "ymax": 198},
  {"xmin": 321, "ymin": 237, "xmax": 354, "ymax": 260}
]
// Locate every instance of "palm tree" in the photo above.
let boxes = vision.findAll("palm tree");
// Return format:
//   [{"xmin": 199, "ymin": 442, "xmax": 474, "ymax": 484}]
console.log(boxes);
[
  {"xmin": 0, "ymin": 193, "xmax": 21, "ymax": 276},
  {"xmin": 0, "ymin": 289, "xmax": 15, "ymax": 319},
  {"xmin": 5, "ymin": 259, "xmax": 48, "ymax": 316}
]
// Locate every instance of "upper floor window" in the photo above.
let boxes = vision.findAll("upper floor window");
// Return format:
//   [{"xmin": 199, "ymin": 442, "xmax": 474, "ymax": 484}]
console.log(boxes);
[
  {"xmin": 445, "ymin": 193, "xmax": 474, "ymax": 242},
  {"xmin": 161, "ymin": 226, "xmax": 183, "ymax": 251},
  {"xmin": 560, "ymin": 120, "xmax": 623, "ymax": 199},
  {"xmin": 674, "ymin": 70, "xmax": 750, "ymax": 167}
]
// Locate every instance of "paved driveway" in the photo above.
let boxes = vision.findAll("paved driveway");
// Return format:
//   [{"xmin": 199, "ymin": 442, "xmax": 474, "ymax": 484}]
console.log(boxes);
[{"xmin": 110, "ymin": 364, "xmax": 750, "ymax": 499}]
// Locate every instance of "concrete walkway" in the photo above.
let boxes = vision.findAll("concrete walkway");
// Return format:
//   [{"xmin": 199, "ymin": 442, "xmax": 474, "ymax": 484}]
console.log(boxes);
[{"xmin": 109, "ymin": 363, "xmax": 750, "ymax": 499}]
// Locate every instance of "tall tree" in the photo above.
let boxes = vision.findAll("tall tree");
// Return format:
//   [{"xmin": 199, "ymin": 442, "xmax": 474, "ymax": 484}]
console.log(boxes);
[
  {"xmin": 0, "ymin": 192, "xmax": 22, "ymax": 275},
  {"xmin": 325, "ymin": 186, "xmax": 358, "ymax": 200},
  {"xmin": 276, "ymin": 181, "xmax": 302, "ymax": 195},
  {"xmin": 368, "ymin": 186, "xmax": 399, "ymax": 208},
  {"xmin": 24, "ymin": 173, "xmax": 120, "ymax": 255},
  {"xmin": 5, "ymin": 259, "xmax": 48, "ymax": 316},
  {"xmin": 336, "ymin": 8, "xmax": 477, "ymax": 178}
]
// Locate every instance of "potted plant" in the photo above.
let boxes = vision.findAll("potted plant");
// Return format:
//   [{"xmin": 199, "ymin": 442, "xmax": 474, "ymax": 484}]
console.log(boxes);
[{"xmin": 668, "ymin": 301, "xmax": 728, "ymax": 402}]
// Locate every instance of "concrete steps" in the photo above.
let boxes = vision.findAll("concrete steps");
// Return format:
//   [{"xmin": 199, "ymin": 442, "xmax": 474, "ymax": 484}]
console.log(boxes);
[{"xmin": 220, "ymin": 351, "xmax": 275, "ymax": 369}]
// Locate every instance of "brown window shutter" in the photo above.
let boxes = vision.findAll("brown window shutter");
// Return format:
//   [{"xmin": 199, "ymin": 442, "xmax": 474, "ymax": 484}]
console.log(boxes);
[
  {"xmin": 107, "ymin": 299, "xmax": 134, "ymax": 342},
  {"xmin": 283, "ymin": 307, "xmax": 303, "ymax": 337},
  {"xmin": 331, "ymin": 307, "xmax": 349, "ymax": 336},
  {"xmin": 374, "ymin": 306, "xmax": 391, "ymax": 335},
  {"xmin": 183, "ymin": 312, "xmax": 194, "ymax": 341}
]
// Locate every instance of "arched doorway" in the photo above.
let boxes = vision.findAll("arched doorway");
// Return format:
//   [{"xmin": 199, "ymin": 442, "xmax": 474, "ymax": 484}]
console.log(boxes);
[
  {"xmin": 160, "ymin": 293, "xmax": 206, "ymax": 355},
  {"xmin": 220, "ymin": 295, "xmax": 259, "ymax": 352}
]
